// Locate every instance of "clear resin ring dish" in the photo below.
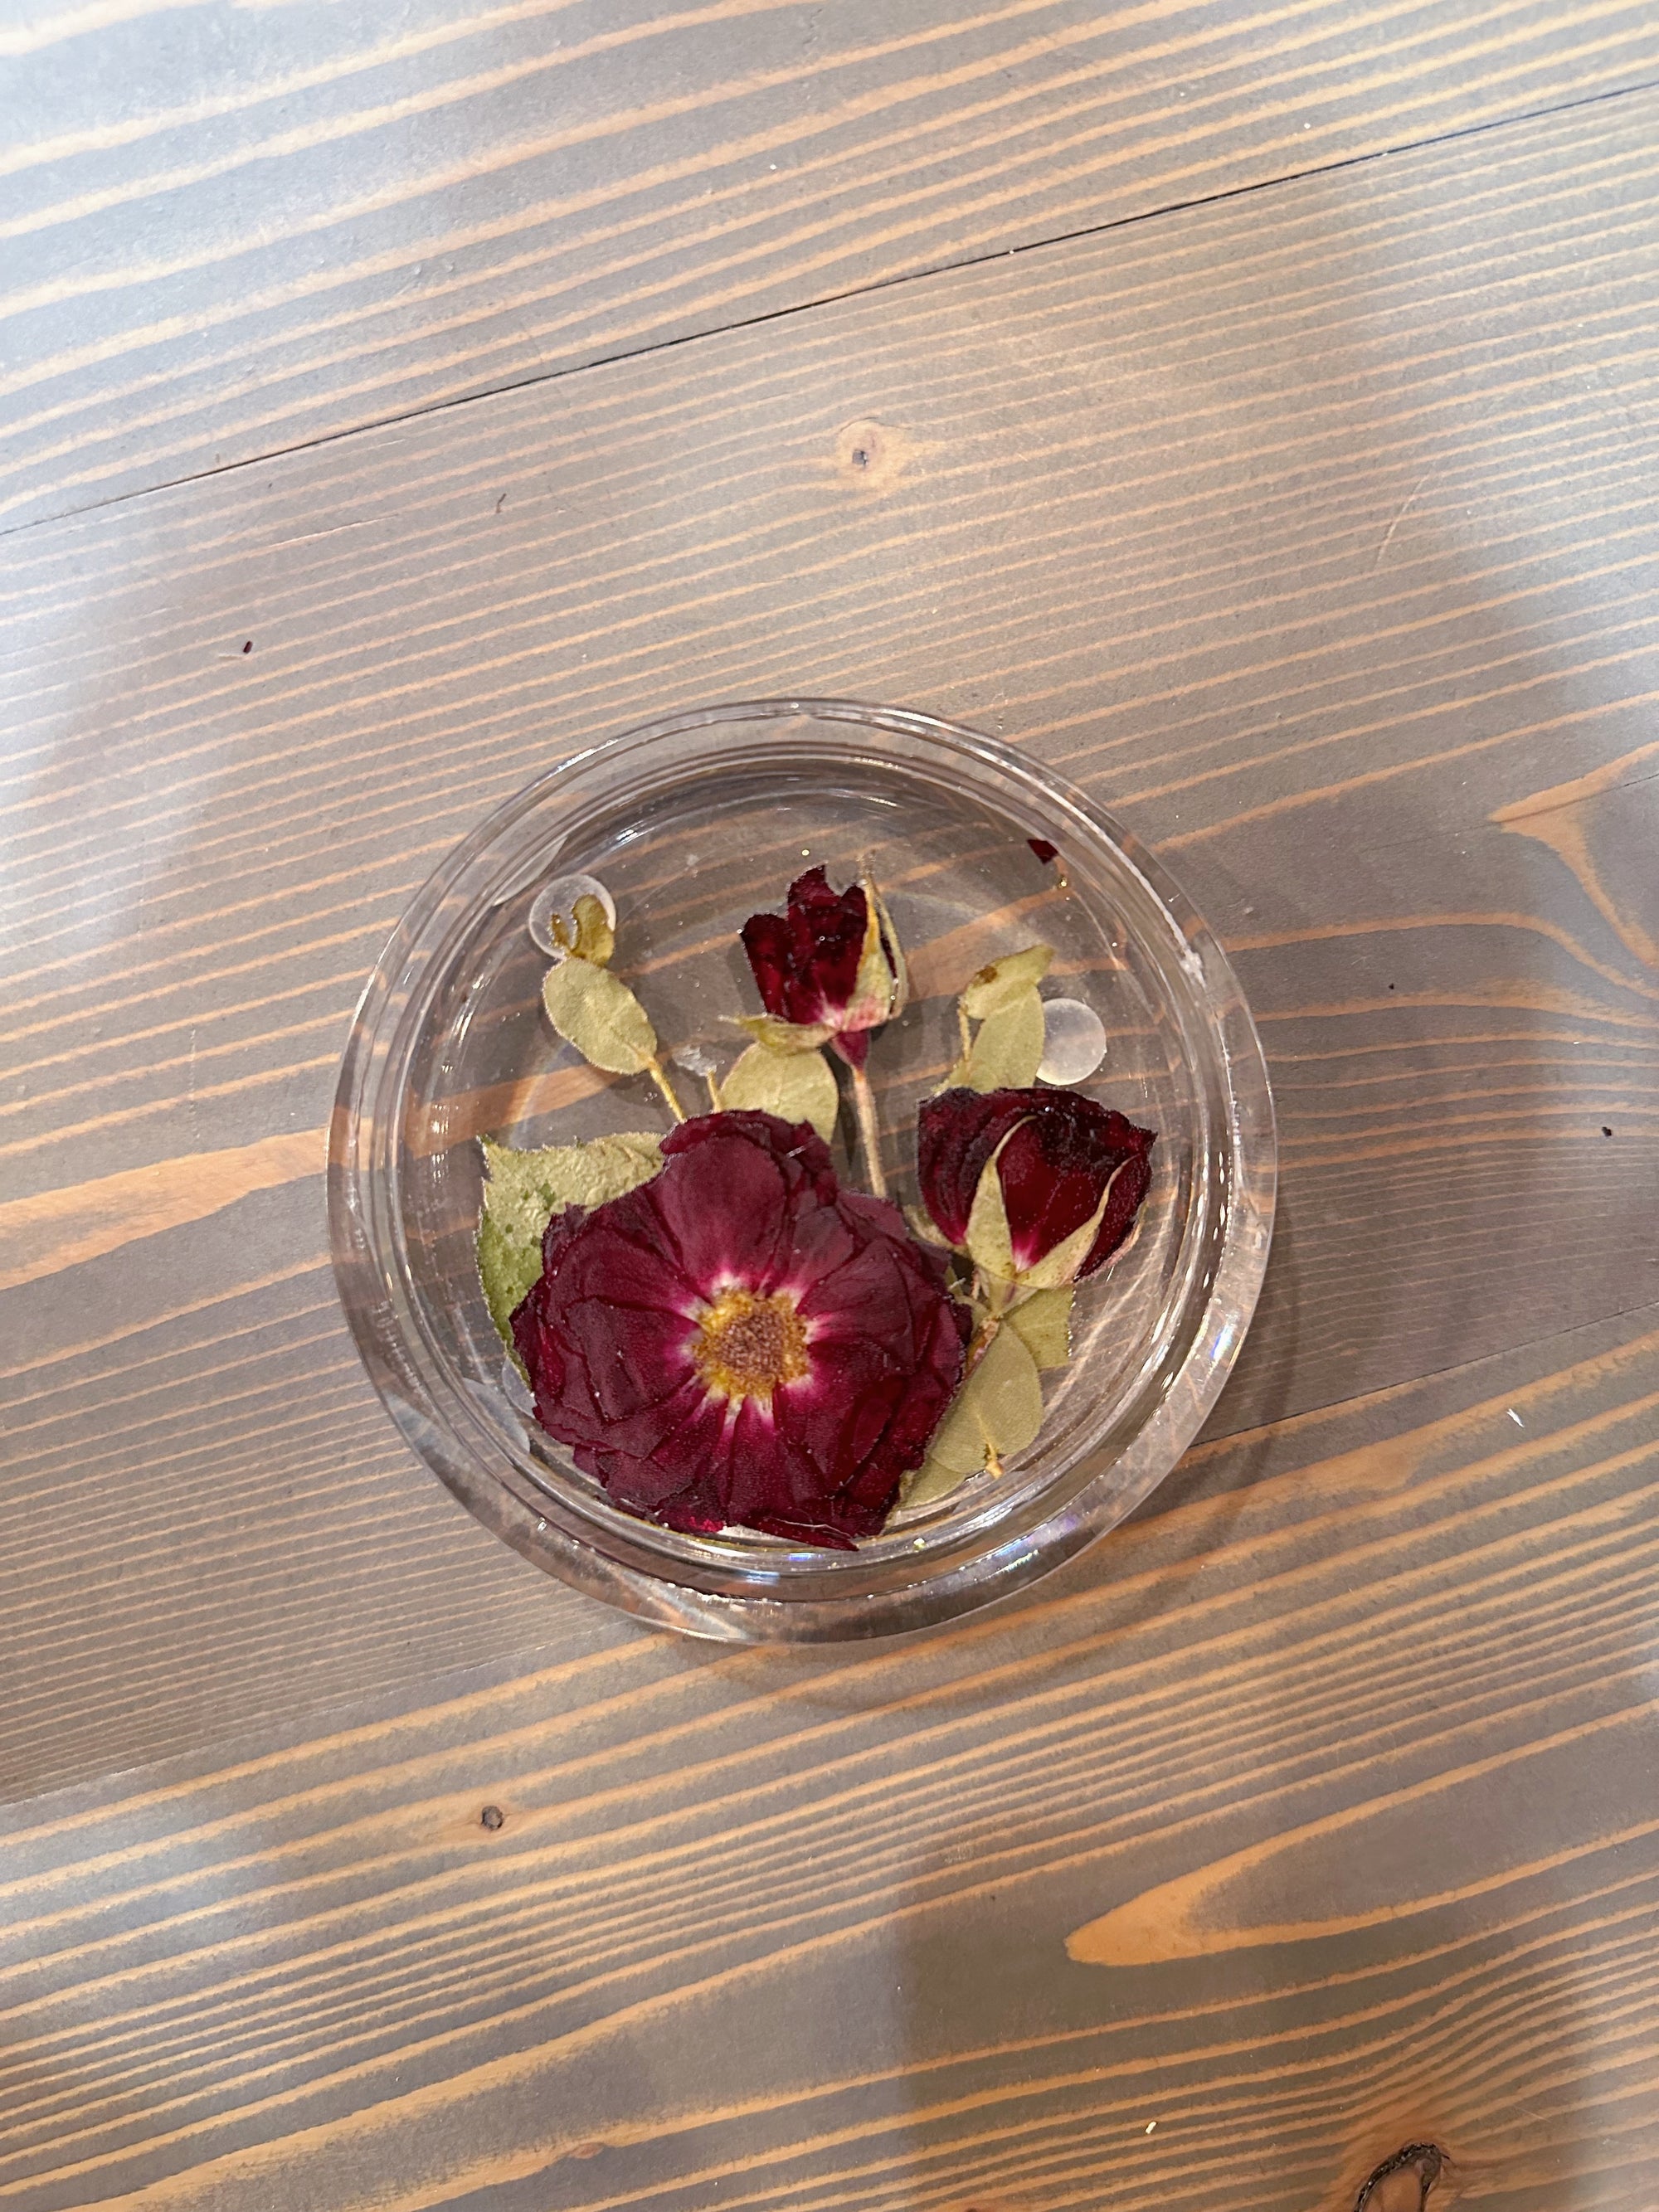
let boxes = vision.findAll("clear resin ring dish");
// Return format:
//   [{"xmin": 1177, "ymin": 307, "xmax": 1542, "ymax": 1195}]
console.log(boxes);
[{"xmin": 328, "ymin": 700, "xmax": 1275, "ymax": 1641}]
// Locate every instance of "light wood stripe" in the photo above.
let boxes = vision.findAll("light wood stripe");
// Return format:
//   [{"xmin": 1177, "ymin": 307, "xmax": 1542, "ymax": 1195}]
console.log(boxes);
[{"xmin": 0, "ymin": 1130, "xmax": 325, "ymax": 1291}]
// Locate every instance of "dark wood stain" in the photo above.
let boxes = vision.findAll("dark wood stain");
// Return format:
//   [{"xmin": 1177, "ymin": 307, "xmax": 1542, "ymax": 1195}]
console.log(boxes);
[{"xmin": 2, "ymin": 21, "xmax": 1658, "ymax": 2211}]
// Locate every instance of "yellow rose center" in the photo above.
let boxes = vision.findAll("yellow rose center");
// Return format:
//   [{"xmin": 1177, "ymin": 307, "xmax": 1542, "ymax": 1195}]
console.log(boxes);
[{"xmin": 692, "ymin": 1287, "xmax": 810, "ymax": 1408}]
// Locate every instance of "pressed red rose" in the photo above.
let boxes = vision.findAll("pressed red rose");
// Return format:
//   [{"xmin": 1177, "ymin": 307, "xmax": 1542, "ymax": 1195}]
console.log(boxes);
[
  {"xmin": 740, "ymin": 867, "xmax": 902, "ymax": 1068},
  {"xmin": 917, "ymin": 1087, "xmax": 1155, "ymax": 1283},
  {"xmin": 510, "ymin": 1110, "xmax": 969, "ymax": 1547}
]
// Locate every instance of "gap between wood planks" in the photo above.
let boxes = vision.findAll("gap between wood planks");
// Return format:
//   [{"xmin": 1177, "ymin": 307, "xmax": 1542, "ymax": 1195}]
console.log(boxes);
[{"xmin": 4, "ymin": 66, "xmax": 1658, "ymax": 547}]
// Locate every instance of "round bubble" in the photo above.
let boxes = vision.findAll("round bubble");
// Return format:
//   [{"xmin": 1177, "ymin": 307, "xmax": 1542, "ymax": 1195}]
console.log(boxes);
[
  {"xmin": 528, "ymin": 873, "xmax": 616, "ymax": 959},
  {"xmin": 1037, "ymin": 998, "xmax": 1107, "ymax": 1084}
]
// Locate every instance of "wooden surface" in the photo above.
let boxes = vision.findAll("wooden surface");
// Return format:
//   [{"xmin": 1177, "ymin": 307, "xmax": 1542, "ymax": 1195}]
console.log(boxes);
[
  {"xmin": 3, "ymin": 7, "xmax": 1658, "ymax": 2205},
  {"xmin": 8, "ymin": 0, "xmax": 1659, "ymax": 529},
  {"xmin": 7, "ymin": 1310, "xmax": 1659, "ymax": 2210}
]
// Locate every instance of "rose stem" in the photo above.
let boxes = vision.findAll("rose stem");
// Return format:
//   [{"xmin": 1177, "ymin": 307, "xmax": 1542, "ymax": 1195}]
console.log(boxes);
[
  {"xmin": 647, "ymin": 1058, "xmax": 688, "ymax": 1124},
  {"xmin": 964, "ymin": 1312, "xmax": 1001, "ymax": 1377},
  {"xmin": 964, "ymin": 1271, "xmax": 1012, "ymax": 1376},
  {"xmin": 958, "ymin": 1267, "xmax": 1018, "ymax": 1374},
  {"xmin": 847, "ymin": 1062, "xmax": 888, "ymax": 1198}
]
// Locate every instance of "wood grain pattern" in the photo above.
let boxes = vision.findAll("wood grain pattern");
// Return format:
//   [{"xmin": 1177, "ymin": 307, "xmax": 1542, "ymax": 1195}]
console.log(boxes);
[
  {"xmin": 7, "ymin": 30, "xmax": 1659, "ymax": 2203},
  {"xmin": 0, "ymin": 1127, "xmax": 325, "ymax": 1292},
  {"xmin": 4, "ymin": 83, "xmax": 1659, "ymax": 1803},
  {"xmin": 2, "ymin": 1302, "xmax": 1657, "ymax": 2209},
  {"xmin": 7, "ymin": 0, "xmax": 1659, "ymax": 527}
]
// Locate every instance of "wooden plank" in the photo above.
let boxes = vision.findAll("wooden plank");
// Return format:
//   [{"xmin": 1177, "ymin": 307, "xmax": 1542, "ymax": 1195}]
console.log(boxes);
[
  {"xmin": 6, "ymin": 0, "xmax": 1659, "ymax": 527},
  {"xmin": 3, "ymin": 88, "xmax": 1658, "ymax": 1799},
  {"xmin": 2, "ymin": 1300, "xmax": 1657, "ymax": 2210}
]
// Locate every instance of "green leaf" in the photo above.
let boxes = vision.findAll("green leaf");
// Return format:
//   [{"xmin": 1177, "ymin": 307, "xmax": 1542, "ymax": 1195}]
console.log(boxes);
[
  {"xmin": 961, "ymin": 942, "xmax": 1053, "ymax": 1020},
  {"xmin": 963, "ymin": 1132, "xmax": 1020, "ymax": 1281},
  {"xmin": 542, "ymin": 956, "xmax": 658, "ymax": 1074},
  {"xmin": 730, "ymin": 1012, "xmax": 836, "ymax": 1054},
  {"xmin": 898, "ymin": 1452, "xmax": 971, "ymax": 1510},
  {"xmin": 478, "ymin": 1208, "xmax": 545, "ymax": 1354},
  {"xmin": 1006, "ymin": 1285, "xmax": 1074, "ymax": 1369},
  {"xmin": 477, "ymin": 1131, "xmax": 663, "ymax": 1349},
  {"xmin": 480, "ymin": 1130, "xmax": 661, "ymax": 1228},
  {"xmin": 904, "ymin": 1203, "xmax": 952, "ymax": 1249},
  {"xmin": 719, "ymin": 1042, "xmax": 839, "ymax": 1140},
  {"xmin": 844, "ymin": 874, "xmax": 901, "ymax": 1030},
  {"xmin": 971, "ymin": 1322, "xmax": 1044, "ymax": 1459},
  {"xmin": 960, "ymin": 986, "xmax": 1045, "ymax": 1091},
  {"xmin": 906, "ymin": 1324, "xmax": 1045, "ymax": 1496},
  {"xmin": 868, "ymin": 876, "xmax": 909, "ymax": 1016}
]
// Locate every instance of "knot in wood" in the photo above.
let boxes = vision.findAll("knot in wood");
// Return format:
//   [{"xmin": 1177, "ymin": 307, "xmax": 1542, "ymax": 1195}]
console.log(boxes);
[{"xmin": 1357, "ymin": 2143, "xmax": 1445, "ymax": 2210}]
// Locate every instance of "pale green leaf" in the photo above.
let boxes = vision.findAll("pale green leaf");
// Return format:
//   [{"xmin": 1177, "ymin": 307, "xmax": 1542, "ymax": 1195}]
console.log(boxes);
[
  {"xmin": 719, "ymin": 1042, "xmax": 839, "ymax": 1140},
  {"xmin": 588, "ymin": 1128, "xmax": 668, "ymax": 1194},
  {"xmin": 730, "ymin": 1012, "xmax": 835, "ymax": 1054},
  {"xmin": 937, "ymin": 1005, "xmax": 975, "ymax": 1090},
  {"xmin": 477, "ymin": 1131, "xmax": 663, "ymax": 1349},
  {"xmin": 477, "ymin": 1209, "xmax": 544, "ymax": 1355},
  {"xmin": 844, "ymin": 877, "xmax": 899, "ymax": 1031},
  {"xmin": 1006, "ymin": 1285, "xmax": 1074, "ymax": 1369},
  {"xmin": 975, "ymin": 1322, "xmax": 1044, "ymax": 1456},
  {"xmin": 480, "ymin": 1131, "xmax": 661, "ymax": 1232},
  {"xmin": 963, "ymin": 1136, "xmax": 1018, "ymax": 1281},
  {"xmin": 1017, "ymin": 1211, "xmax": 1101, "ymax": 1290},
  {"xmin": 917, "ymin": 1323, "xmax": 1045, "ymax": 1480},
  {"xmin": 542, "ymin": 956, "xmax": 657, "ymax": 1074},
  {"xmin": 961, "ymin": 987, "xmax": 1045, "ymax": 1091},
  {"xmin": 961, "ymin": 942, "xmax": 1053, "ymax": 1020},
  {"xmin": 898, "ymin": 1453, "xmax": 970, "ymax": 1510},
  {"xmin": 570, "ymin": 893, "xmax": 615, "ymax": 967},
  {"xmin": 904, "ymin": 1203, "xmax": 952, "ymax": 1249},
  {"xmin": 868, "ymin": 876, "xmax": 909, "ymax": 1016}
]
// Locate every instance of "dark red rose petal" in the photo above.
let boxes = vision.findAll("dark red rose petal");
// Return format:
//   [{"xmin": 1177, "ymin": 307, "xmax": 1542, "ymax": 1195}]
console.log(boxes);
[
  {"xmin": 997, "ymin": 1101, "xmax": 1155, "ymax": 1273},
  {"xmin": 785, "ymin": 868, "xmax": 869, "ymax": 1014},
  {"xmin": 917, "ymin": 1086, "xmax": 1155, "ymax": 1276},
  {"xmin": 741, "ymin": 866, "xmax": 870, "ymax": 1028},
  {"xmin": 1029, "ymin": 839, "xmax": 1059, "ymax": 865},
  {"xmin": 1080, "ymin": 1143, "xmax": 1155, "ymax": 1276},
  {"xmin": 829, "ymin": 1025, "xmax": 871, "ymax": 1069},
  {"xmin": 916, "ymin": 1087, "xmax": 1031, "ymax": 1246},
  {"xmin": 510, "ymin": 1110, "xmax": 967, "ymax": 1545},
  {"xmin": 737, "ymin": 907, "xmax": 797, "ymax": 1024},
  {"xmin": 995, "ymin": 1116, "xmax": 1107, "ymax": 1271},
  {"xmin": 662, "ymin": 1104, "xmax": 839, "ymax": 1191}
]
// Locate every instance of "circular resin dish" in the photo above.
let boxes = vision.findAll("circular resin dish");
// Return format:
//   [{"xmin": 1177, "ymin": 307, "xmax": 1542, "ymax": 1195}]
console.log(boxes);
[{"xmin": 329, "ymin": 700, "xmax": 1275, "ymax": 1641}]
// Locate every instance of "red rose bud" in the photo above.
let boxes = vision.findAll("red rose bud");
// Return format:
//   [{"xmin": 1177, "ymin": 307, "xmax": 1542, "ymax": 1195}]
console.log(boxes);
[
  {"xmin": 741, "ymin": 867, "xmax": 904, "ymax": 1068},
  {"xmin": 510, "ymin": 1110, "xmax": 969, "ymax": 1546},
  {"xmin": 917, "ymin": 1087, "xmax": 1155, "ymax": 1286}
]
